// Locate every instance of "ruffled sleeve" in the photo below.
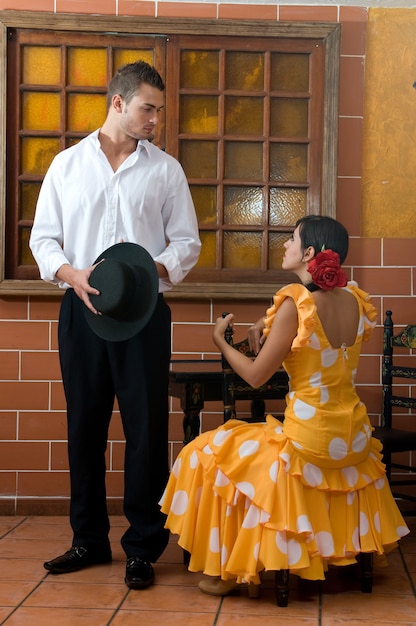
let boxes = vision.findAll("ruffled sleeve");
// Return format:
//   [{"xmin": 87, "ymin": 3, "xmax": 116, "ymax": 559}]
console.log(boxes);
[
  {"xmin": 345, "ymin": 281, "xmax": 377, "ymax": 342},
  {"xmin": 262, "ymin": 283, "xmax": 316, "ymax": 350}
]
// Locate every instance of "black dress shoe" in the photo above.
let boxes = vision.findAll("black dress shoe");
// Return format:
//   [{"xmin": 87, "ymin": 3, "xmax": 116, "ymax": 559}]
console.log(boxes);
[
  {"xmin": 125, "ymin": 557, "xmax": 155, "ymax": 589},
  {"xmin": 44, "ymin": 546, "xmax": 112, "ymax": 574}
]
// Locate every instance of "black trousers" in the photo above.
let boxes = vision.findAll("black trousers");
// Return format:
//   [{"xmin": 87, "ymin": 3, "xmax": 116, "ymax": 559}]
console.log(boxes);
[{"xmin": 58, "ymin": 289, "xmax": 171, "ymax": 561}]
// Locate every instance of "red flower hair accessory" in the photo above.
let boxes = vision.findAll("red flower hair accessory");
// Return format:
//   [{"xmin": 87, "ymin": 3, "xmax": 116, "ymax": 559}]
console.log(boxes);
[{"xmin": 307, "ymin": 247, "xmax": 348, "ymax": 291}]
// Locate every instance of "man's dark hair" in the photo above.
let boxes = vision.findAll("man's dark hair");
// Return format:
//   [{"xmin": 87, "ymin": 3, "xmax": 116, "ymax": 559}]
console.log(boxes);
[
  {"xmin": 106, "ymin": 61, "xmax": 165, "ymax": 108},
  {"xmin": 296, "ymin": 215, "xmax": 349, "ymax": 264}
]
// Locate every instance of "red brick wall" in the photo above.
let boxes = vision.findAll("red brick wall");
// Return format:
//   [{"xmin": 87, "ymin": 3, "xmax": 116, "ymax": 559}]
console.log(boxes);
[{"xmin": 1, "ymin": 4, "xmax": 414, "ymax": 514}]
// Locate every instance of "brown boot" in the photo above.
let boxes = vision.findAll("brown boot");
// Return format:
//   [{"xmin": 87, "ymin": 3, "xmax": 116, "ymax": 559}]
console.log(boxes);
[{"xmin": 198, "ymin": 576, "xmax": 260, "ymax": 598}]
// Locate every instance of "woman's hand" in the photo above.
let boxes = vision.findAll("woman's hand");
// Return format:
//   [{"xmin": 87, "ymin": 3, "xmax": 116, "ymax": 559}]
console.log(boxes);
[
  {"xmin": 213, "ymin": 312, "xmax": 234, "ymax": 348},
  {"xmin": 247, "ymin": 318, "xmax": 265, "ymax": 355}
]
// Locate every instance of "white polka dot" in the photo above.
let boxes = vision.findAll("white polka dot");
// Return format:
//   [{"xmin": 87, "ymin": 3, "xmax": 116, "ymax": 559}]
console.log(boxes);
[
  {"xmin": 362, "ymin": 474, "xmax": 371, "ymax": 484},
  {"xmin": 397, "ymin": 525, "xmax": 409, "ymax": 538},
  {"xmin": 288, "ymin": 539, "xmax": 303, "ymax": 565},
  {"xmin": 221, "ymin": 544, "xmax": 228, "ymax": 565},
  {"xmin": 364, "ymin": 424, "xmax": 372, "ymax": 438},
  {"xmin": 172, "ymin": 457, "xmax": 182, "ymax": 477},
  {"xmin": 275, "ymin": 424, "xmax": 283, "ymax": 434},
  {"xmin": 279, "ymin": 452, "xmax": 291, "ymax": 472},
  {"xmin": 303, "ymin": 463, "xmax": 323, "ymax": 487},
  {"xmin": 213, "ymin": 430, "xmax": 232, "ymax": 446},
  {"xmin": 293, "ymin": 398, "xmax": 316, "ymax": 420},
  {"xmin": 260, "ymin": 509, "xmax": 270, "ymax": 523},
  {"xmin": 360, "ymin": 512, "xmax": 369, "ymax": 536},
  {"xmin": 342, "ymin": 466, "xmax": 359, "ymax": 487},
  {"xmin": 309, "ymin": 332, "xmax": 321, "ymax": 349},
  {"xmin": 352, "ymin": 527, "xmax": 360, "ymax": 551},
  {"xmin": 352, "ymin": 431, "xmax": 367, "ymax": 453},
  {"xmin": 239, "ymin": 440, "xmax": 260, "ymax": 458},
  {"xmin": 328, "ymin": 437, "xmax": 348, "ymax": 460},
  {"xmin": 226, "ymin": 504, "xmax": 232, "ymax": 516},
  {"xmin": 203, "ymin": 444, "xmax": 213, "ymax": 455},
  {"xmin": 374, "ymin": 511, "xmax": 381, "ymax": 533},
  {"xmin": 269, "ymin": 460, "xmax": 279, "ymax": 483},
  {"xmin": 215, "ymin": 469, "xmax": 230, "ymax": 487},
  {"xmin": 171, "ymin": 490, "xmax": 188, "ymax": 516},
  {"xmin": 357, "ymin": 315, "xmax": 365, "ymax": 337},
  {"xmin": 347, "ymin": 492, "xmax": 356, "ymax": 505},
  {"xmin": 292, "ymin": 441, "xmax": 304, "ymax": 450},
  {"xmin": 320, "ymin": 386, "xmax": 329, "ymax": 404},
  {"xmin": 236, "ymin": 481, "xmax": 255, "ymax": 499},
  {"xmin": 374, "ymin": 477, "xmax": 385, "ymax": 490},
  {"xmin": 253, "ymin": 542, "xmax": 260, "ymax": 560},
  {"xmin": 296, "ymin": 514, "xmax": 312, "ymax": 534},
  {"xmin": 321, "ymin": 347, "xmax": 338, "ymax": 367},
  {"xmin": 190, "ymin": 451, "xmax": 198, "ymax": 469},
  {"xmin": 243, "ymin": 505, "xmax": 261, "ymax": 529},
  {"xmin": 310, "ymin": 371, "xmax": 321, "ymax": 387},
  {"xmin": 210, "ymin": 528, "xmax": 220, "ymax": 552},
  {"xmin": 315, "ymin": 531, "xmax": 334, "ymax": 557},
  {"xmin": 276, "ymin": 531, "xmax": 288, "ymax": 554}
]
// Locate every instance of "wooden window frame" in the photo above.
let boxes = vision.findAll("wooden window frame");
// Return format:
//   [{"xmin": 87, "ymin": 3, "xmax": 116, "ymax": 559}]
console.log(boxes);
[{"xmin": 0, "ymin": 11, "xmax": 340, "ymax": 299}]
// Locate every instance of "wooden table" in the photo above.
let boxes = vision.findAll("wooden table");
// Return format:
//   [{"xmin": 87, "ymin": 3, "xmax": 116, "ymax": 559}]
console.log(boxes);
[{"xmin": 169, "ymin": 359, "xmax": 289, "ymax": 444}]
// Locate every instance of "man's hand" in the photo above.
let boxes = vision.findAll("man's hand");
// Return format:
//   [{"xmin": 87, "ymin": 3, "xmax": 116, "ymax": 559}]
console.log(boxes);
[
  {"xmin": 56, "ymin": 263, "xmax": 101, "ymax": 314},
  {"xmin": 247, "ymin": 317, "xmax": 265, "ymax": 355}
]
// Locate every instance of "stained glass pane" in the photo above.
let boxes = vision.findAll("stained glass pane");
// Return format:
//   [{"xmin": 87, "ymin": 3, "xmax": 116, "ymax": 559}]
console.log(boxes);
[
  {"xmin": 268, "ymin": 232, "xmax": 288, "ymax": 270},
  {"xmin": 270, "ymin": 98, "xmax": 308, "ymax": 137},
  {"xmin": 21, "ymin": 183, "xmax": 42, "ymax": 220},
  {"xmin": 225, "ymin": 52, "xmax": 264, "ymax": 91},
  {"xmin": 224, "ymin": 187, "xmax": 263, "ymax": 225},
  {"xmin": 180, "ymin": 96, "xmax": 218, "ymax": 134},
  {"xmin": 270, "ymin": 144, "xmax": 307, "ymax": 182},
  {"xmin": 271, "ymin": 53, "xmax": 309, "ymax": 92},
  {"xmin": 180, "ymin": 51, "xmax": 219, "ymax": 89},
  {"xmin": 67, "ymin": 94, "xmax": 107, "ymax": 132},
  {"xmin": 197, "ymin": 231, "xmax": 217, "ymax": 268},
  {"xmin": 223, "ymin": 232, "xmax": 262, "ymax": 269},
  {"xmin": 270, "ymin": 188, "xmax": 307, "ymax": 225},
  {"xmin": 190, "ymin": 186, "xmax": 218, "ymax": 225},
  {"xmin": 22, "ymin": 93, "xmax": 61, "ymax": 131},
  {"xmin": 180, "ymin": 141, "xmax": 218, "ymax": 179},
  {"xmin": 68, "ymin": 48, "xmax": 107, "ymax": 87},
  {"xmin": 23, "ymin": 46, "xmax": 61, "ymax": 85},
  {"xmin": 225, "ymin": 142, "xmax": 263, "ymax": 180},
  {"xmin": 225, "ymin": 97, "xmax": 263, "ymax": 135},
  {"xmin": 114, "ymin": 49, "xmax": 154, "ymax": 71},
  {"xmin": 20, "ymin": 227, "xmax": 35, "ymax": 265},
  {"xmin": 21, "ymin": 138, "xmax": 61, "ymax": 176}
]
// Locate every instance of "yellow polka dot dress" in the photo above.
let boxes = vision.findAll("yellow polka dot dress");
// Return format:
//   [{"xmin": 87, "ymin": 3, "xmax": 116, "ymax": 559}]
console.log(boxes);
[{"xmin": 160, "ymin": 283, "xmax": 409, "ymax": 582}]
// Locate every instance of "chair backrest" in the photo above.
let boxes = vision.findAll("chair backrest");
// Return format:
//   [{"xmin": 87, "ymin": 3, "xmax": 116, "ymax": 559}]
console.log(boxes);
[
  {"xmin": 382, "ymin": 310, "xmax": 416, "ymax": 429},
  {"xmin": 221, "ymin": 318, "xmax": 289, "ymax": 422}
]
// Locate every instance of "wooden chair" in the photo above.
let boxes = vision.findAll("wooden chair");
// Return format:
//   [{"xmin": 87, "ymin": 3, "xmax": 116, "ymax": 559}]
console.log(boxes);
[
  {"xmin": 373, "ymin": 310, "xmax": 416, "ymax": 515},
  {"xmin": 221, "ymin": 319, "xmax": 373, "ymax": 606}
]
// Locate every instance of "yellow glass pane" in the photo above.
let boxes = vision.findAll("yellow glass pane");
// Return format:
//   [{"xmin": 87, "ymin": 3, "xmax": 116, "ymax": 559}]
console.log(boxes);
[
  {"xmin": 225, "ymin": 142, "xmax": 263, "ymax": 180},
  {"xmin": 21, "ymin": 183, "xmax": 42, "ymax": 220},
  {"xmin": 268, "ymin": 233, "xmax": 288, "ymax": 270},
  {"xmin": 225, "ymin": 52, "xmax": 264, "ymax": 91},
  {"xmin": 196, "ymin": 231, "xmax": 217, "ymax": 268},
  {"xmin": 23, "ymin": 46, "xmax": 61, "ymax": 85},
  {"xmin": 20, "ymin": 227, "xmax": 36, "ymax": 265},
  {"xmin": 223, "ymin": 232, "xmax": 262, "ymax": 269},
  {"xmin": 114, "ymin": 49, "xmax": 154, "ymax": 71},
  {"xmin": 225, "ymin": 97, "xmax": 263, "ymax": 135},
  {"xmin": 190, "ymin": 186, "xmax": 218, "ymax": 225},
  {"xmin": 271, "ymin": 53, "xmax": 309, "ymax": 92},
  {"xmin": 68, "ymin": 48, "xmax": 107, "ymax": 87},
  {"xmin": 22, "ymin": 93, "xmax": 61, "ymax": 131},
  {"xmin": 180, "ymin": 141, "xmax": 218, "ymax": 179},
  {"xmin": 269, "ymin": 188, "xmax": 307, "ymax": 225},
  {"xmin": 270, "ymin": 144, "xmax": 307, "ymax": 182},
  {"xmin": 180, "ymin": 51, "xmax": 219, "ymax": 89},
  {"xmin": 67, "ymin": 94, "xmax": 107, "ymax": 132},
  {"xmin": 21, "ymin": 138, "xmax": 61, "ymax": 176},
  {"xmin": 180, "ymin": 96, "xmax": 218, "ymax": 134},
  {"xmin": 224, "ymin": 187, "xmax": 263, "ymax": 225},
  {"xmin": 270, "ymin": 98, "xmax": 308, "ymax": 138}
]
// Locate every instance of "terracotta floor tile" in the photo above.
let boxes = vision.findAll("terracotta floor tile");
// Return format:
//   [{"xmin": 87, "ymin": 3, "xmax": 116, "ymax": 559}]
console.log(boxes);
[
  {"xmin": 122, "ymin": 582, "xmax": 222, "ymax": 612},
  {"xmin": 2, "ymin": 607, "xmax": 115, "ymax": 625},
  {"xmin": 321, "ymin": 591, "xmax": 416, "ymax": 621},
  {"xmin": 0, "ymin": 581, "xmax": 36, "ymax": 606},
  {"xmin": 216, "ymin": 616, "xmax": 317, "ymax": 626},
  {"xmin": 22, "ymin": 580, "xmax": 128, "ymax": 609},
  {"xmin": 112, "ymin": 610, "xmax": 218, "ymax": 625},
  {"xmin": 0, "ymin": 558, "xmax": 47, "ymax": 581}
]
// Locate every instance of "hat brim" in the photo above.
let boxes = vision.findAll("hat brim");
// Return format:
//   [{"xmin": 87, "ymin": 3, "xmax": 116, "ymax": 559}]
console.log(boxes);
[{"xmin": 83, "ymin": 242, "xmax": 159, "ymax": 342}]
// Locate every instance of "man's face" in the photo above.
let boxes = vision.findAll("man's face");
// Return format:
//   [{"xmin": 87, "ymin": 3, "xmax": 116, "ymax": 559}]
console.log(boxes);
[{"xmin": 119, "ymin": 84, "xmax": 164, "ymax": 141}]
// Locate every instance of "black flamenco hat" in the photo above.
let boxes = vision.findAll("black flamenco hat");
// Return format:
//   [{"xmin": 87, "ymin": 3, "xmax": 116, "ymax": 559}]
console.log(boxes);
[{"xmin": 83, "ymin": 242, "xmax": 159, "ymax": 342}]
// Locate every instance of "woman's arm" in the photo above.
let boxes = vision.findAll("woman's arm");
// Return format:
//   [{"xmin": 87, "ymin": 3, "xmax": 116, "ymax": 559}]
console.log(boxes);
[{"xmin": 213, "ymin": 297, "xmax": 298, "ymax": 388}]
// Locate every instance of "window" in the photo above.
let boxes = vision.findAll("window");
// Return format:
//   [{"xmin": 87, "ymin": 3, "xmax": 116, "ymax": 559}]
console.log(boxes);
[{"xmin": 0, "ymin": 12, "xmax": 340, "ymax": 298}]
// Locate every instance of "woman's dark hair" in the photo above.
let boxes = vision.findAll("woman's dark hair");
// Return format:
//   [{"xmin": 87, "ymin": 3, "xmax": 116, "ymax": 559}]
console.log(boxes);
[
  {"xmin": 296, "ymin": 215, "xmax": 349, "ymax": 264},
  {"xmin": 106, "ymin": 61, "xmax": 165, "ymax": 109}
]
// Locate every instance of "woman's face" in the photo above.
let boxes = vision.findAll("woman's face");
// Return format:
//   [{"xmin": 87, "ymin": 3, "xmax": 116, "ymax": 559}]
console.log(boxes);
[{"xmin": 282, "ymin": 226, "xmax": 304, "ymax": 271}]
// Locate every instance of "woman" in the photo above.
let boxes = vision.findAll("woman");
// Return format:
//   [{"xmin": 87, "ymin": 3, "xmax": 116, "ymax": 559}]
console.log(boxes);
[{"xmin": 160, "ymin": 215, "xmax": 409, "ymax": 597}]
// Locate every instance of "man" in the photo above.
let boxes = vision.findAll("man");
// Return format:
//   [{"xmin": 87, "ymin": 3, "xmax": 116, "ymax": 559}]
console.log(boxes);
[{"xmin": 29, "ymin": 61, "xmax": 201, "ymax": 589}]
